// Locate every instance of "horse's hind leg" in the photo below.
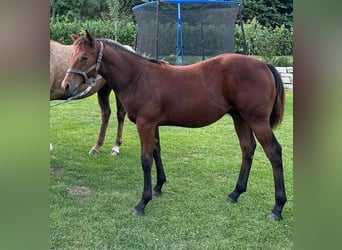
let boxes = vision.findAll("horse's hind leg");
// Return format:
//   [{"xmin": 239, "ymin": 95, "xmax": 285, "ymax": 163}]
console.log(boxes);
[
  {"xmin": 227, "ymin": 110, "xmax": 256, "ymax": 203},
  {"xmin": 152, "ymin": 127, "xmax": 166, "ymax": 196},
  {"xmin": 250, "ymin": 121, "xmax": 287, "ymax": 220},
  {"xmin": 89, "ymin": 84, "xmax": 111, "ymax": 154},
  {"xmin": 110, "ymin": 92, "xmax": 126, "ymax": 156}
]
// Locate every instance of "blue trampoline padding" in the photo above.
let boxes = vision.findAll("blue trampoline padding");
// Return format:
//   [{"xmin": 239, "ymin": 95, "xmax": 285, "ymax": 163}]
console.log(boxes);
[{"xmin": 132, "ymin": 0, "xmax": 242, "ymax": 11}]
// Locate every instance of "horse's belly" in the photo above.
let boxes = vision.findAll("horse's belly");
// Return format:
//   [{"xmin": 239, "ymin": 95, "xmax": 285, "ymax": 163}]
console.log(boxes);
[{"xmin": 164, "ymin": 105, "xmax": 228, "ymax": 128}]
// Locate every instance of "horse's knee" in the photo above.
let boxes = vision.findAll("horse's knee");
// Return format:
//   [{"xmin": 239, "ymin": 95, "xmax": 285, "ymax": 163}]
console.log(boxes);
[
  {"xmin": 117, "ymin": 109, "xmax": 126, "ymax": 121},
  {"xmin": 102, "ymin": 109, "xmax": 111, "ymax": 122},
  {"xmin": 141, "ymin": 155, "xmax": 152, "ymax": 171},
  {"xmin": 241, "ymin": 141, "xmax": 256, "ymax": 161}
]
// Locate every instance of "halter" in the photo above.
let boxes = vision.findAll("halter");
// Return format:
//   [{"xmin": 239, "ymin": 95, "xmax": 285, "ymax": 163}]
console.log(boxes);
[
  {"xmin": 67, "ymin": 41, "xmax": 104, "ymax": 87},
  {"xmin": 50, "ymin": 41, "xmax": 104, "ymax": 108}
]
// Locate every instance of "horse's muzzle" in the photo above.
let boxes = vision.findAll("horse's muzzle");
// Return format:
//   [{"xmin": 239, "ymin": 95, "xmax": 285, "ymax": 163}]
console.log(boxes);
[{"xmin": 63, "ymin": 82, "xmax": 75, "ymax": 98}]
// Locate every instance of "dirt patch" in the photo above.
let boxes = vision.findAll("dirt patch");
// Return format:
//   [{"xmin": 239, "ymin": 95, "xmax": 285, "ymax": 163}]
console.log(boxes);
[
  {"xmin": 67, "ymin": 186, "xmax": 91, "ymax": 196},
  {"xmin": 50, "ymin": 165, "xmax": 63, "ymax": 174}
]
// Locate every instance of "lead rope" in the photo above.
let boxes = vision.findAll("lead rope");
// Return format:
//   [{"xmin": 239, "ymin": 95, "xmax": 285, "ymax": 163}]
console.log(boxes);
[{"xmin": 50, "ymin": 83, "xmax": 93, "ymax": 108}]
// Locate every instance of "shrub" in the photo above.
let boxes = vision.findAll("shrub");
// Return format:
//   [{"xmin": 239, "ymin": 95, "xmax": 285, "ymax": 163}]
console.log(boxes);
[
  {"xmin": 50, "ymin": 16, "xmax": 136, "ymax": 46},
  {"xmin": 269, "ymin": 56, "xmax": 293, "ymax": 67},
  {"xmin": 235, "ymin": 18, "xmax": 293, "ymax": 59},
  {"xmin": 273, "ymin": 24, "xmax": 293, "ymax": 56}
]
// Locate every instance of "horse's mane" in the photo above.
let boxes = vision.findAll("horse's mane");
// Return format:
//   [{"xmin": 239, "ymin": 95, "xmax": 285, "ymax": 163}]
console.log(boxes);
[{"xmin": 99, "ymin": 39, "xmax": 167, "ymax": 65}]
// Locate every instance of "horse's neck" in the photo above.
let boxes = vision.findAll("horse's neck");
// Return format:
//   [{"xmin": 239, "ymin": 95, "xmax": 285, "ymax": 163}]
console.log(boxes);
[{"xmin": 100, "ymin": 47, "xmax": 143, "ymax": 92}]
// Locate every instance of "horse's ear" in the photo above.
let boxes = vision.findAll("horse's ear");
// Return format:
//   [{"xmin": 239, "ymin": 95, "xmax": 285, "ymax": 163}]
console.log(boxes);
[
  {"xmin": 85, "ymin": 30, "xmax": 95, "ymax": 45},
  {"xmin": 70, "ymin": 34, "xmax": 79, "ymax": 41}
]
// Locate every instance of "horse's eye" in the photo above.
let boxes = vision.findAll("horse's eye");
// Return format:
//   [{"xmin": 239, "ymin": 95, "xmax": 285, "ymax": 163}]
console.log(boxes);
[{"xmin": 81, "ymin": 54, "xmax": 88, "ymax": 61}]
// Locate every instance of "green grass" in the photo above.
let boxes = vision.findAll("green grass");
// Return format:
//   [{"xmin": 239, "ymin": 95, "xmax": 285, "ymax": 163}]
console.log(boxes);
[{"xmin": 50, "ymin": 91, "xmax": 293, "ymax": 249}]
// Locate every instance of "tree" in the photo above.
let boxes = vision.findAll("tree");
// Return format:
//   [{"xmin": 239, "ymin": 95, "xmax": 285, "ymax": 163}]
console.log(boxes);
[
  {"xmin": 240, "ymin": 0, "xmax": 293, "ymax": 28},
  {"xmin": 50, "ymin": 0, "xmax": 144, "ymax": 22},
  {"xmin": 50, "ymin": 0, "xmax": 110, "ymax": 21}
]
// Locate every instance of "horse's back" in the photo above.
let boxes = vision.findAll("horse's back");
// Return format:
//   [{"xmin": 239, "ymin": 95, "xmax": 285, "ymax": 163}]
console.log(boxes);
[
  {"xmin": 50, "ymin": 40, "xmax": 73, "ymax": 81},
  {"xmin": 165, "ymin": 54, "xmax": 276, "ymax": 123},
  {"xmin": 162, "ymin": 53, "xmax": 274, "ymax": 105}
]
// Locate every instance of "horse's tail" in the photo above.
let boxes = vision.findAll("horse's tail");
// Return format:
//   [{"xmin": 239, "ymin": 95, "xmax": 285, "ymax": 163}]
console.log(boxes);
[{"xmin": 267, "ymin": 64, "xmax": 285, "ymax": 129}]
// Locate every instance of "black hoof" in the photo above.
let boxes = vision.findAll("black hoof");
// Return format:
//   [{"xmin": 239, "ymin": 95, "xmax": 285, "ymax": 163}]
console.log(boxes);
[
  {"xmin": 227, "ymin": 195, "xmax": 237, "ymax": 203},
  {"xmin": 131, "ymin": 208, "xmax": 145, "ymax": 216},
  {"xmin": 267, "ymin": 212, "xmax": 283, "ymax": 221},
  {"xmin": 88, "ymin": 148, "xmax": 99, "ymax": 155},
  {"xmin": 153, "ymin": 189, "xmax": 162, "ymax": 197}
]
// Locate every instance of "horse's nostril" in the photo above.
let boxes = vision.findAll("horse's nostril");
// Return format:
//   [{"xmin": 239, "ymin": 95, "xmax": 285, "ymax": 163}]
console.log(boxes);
[{"xmin": 64, "ymin": 83, "xmax": 73, "ymax": 97}]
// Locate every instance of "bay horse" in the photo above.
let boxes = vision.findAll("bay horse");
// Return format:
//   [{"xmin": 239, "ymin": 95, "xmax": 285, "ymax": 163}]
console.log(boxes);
[
  {"xmin": 50, "ymin": 39, "xmax": 133, "ymax": 155},
  {"xmin": 62, "ymin": 31, "xmax": 286, "ymax": 220}
]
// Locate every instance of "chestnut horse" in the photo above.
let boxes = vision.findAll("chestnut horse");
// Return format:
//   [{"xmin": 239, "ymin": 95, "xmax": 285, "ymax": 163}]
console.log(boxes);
[
  {"xmin": 50, "ymin": 40, "xmax": 133, "ymax": 155},
  {"xmin": 62, "ymin": 31, "xmax": 286, "ymax": 220}
]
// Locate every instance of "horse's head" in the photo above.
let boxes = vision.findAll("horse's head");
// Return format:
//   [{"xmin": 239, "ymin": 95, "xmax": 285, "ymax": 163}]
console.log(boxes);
[{"xmin": 62, "ymin": 31, "xmax": 103, "ymax": 97}]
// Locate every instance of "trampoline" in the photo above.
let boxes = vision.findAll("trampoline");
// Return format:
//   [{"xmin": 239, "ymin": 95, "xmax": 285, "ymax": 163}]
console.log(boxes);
[{"xmin": 132, "ymin": 0, "xmax": 246, "ymax": 65}]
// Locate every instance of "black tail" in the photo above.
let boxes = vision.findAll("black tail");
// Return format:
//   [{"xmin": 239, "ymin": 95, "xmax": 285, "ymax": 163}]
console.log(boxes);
[{"xmin": 267, "ymin": 64, "xmax": 285, "ymax": 128}]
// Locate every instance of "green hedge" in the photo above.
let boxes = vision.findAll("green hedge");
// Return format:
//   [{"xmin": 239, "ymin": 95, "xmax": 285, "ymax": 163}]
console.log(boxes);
[{"xmin": 50, "ymin": 17, "xmax": 136, "ymax": 46}]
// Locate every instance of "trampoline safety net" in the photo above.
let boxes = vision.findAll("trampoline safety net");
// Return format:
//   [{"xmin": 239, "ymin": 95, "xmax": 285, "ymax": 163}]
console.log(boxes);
[{"xmin": 133, "ymin": 0, "xmax": 241, "ymax": 65}]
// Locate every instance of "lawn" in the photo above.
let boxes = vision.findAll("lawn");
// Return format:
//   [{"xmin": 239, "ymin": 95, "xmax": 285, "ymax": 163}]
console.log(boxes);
[{"xmin": 50, "ymin": 91, "xmax": 293, "ymax": 249}]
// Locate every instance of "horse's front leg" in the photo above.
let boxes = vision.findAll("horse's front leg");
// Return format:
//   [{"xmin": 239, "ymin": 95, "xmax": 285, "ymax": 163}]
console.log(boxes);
[
  {"xmin": 89, "ymin": 85, "xmax": 111, "ymax": 154},
  {"xmin": 132, "ymin": 121, "xmax": 156, "ymax": 216}
]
